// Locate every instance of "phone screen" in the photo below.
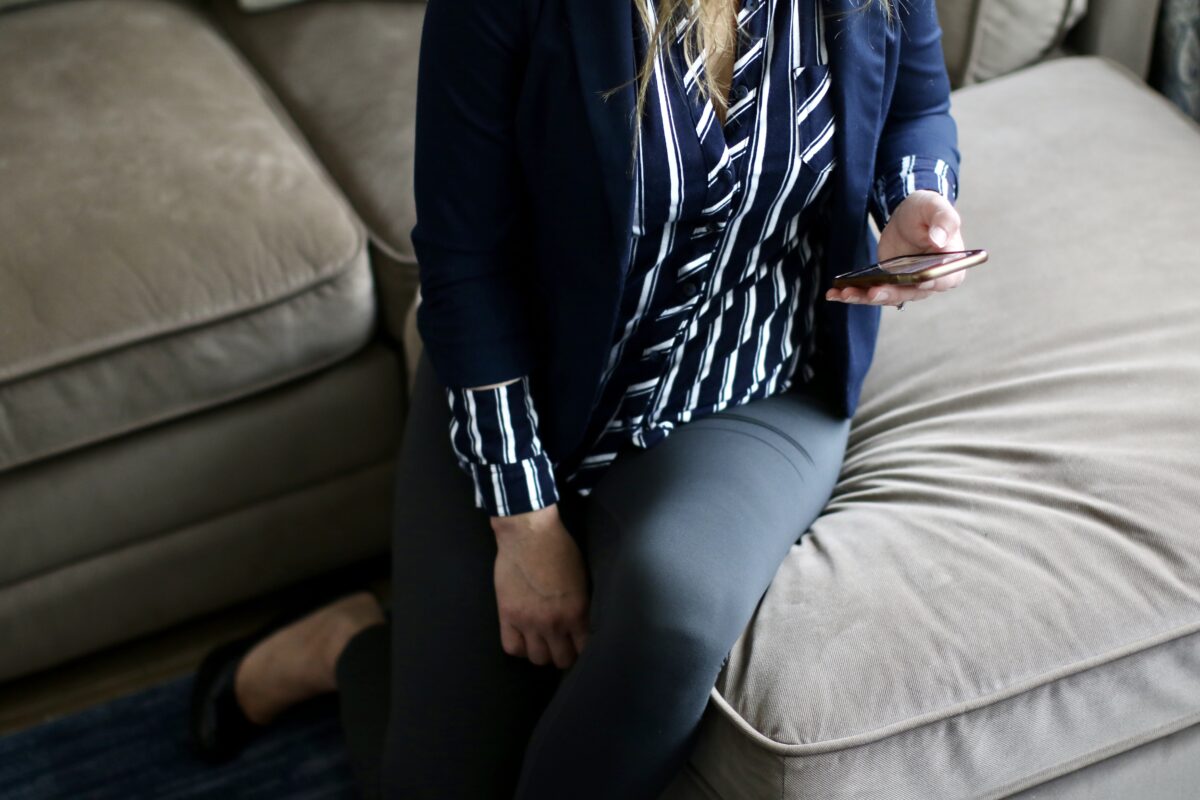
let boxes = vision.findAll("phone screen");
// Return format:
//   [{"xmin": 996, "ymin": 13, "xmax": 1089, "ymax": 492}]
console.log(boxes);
[
  {"xmin": 832, "ymin": 249, "xmax": 988, "ymax": 287},
  {"xmin": 839, "ymin": 251, "xmax": 975, "ymax": 279}
]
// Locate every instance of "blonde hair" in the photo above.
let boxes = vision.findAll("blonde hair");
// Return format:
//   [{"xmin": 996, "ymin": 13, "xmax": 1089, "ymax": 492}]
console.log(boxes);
[{"xmin": 614, "ymin": 0, "xmax": 892, "ymax": 163}]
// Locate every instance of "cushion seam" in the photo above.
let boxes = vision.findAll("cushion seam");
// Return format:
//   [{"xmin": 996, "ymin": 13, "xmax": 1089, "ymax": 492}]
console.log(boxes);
[
  {"xmin": 0, "ymin": 456, "xmax": 396, "ymax": 593},
  {"xmin": 707, "ymin": 620, "xmax": 1200, "ymax": 755},
  {"xmin": 982, "ymin": 714, "xmax": 1200, "ymax": 800},
  {"xmin": 365, "ymin": 228, "xmax": 418, "ymax": 268},
  {"xmin": 0, "ymin": 241, "xmax": 368, "ymax": 388},
  {"xmin": 0, "ymin": 287, "xmax": 378, "ymax": 475}
]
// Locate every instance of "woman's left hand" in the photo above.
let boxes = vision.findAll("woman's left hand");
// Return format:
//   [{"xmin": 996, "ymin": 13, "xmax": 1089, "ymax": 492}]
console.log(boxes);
[{"xmin": 825, "ymin": 190, "xmax": 966, "ymax": 307}]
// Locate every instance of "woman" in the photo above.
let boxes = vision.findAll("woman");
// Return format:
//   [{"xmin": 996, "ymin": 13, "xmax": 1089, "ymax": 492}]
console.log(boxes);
[{"xmin": 190, "ymin": 0, "xmax": 966, "ymax": 797}]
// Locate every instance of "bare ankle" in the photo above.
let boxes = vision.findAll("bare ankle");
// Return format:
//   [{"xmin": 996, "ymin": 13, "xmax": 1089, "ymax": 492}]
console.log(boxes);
[
  {"xmin": 233, "ymin": 591, "xmax": 384, "ymax": 726},
  {"xmin": 320, "ymin": 592, "xmax": 386, "ymax": 678}
]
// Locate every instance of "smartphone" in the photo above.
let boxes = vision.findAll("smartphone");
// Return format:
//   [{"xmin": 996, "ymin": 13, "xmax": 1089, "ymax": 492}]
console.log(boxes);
[{"xmin": 832, "ymin": 249, "xmax": 988, "ymax": 288}]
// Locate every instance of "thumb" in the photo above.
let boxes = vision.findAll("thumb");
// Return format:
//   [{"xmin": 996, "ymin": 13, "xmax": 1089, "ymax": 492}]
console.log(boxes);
[{"xmin": 921, "ymin": 193, "xmax": 961, "ymax": 250}]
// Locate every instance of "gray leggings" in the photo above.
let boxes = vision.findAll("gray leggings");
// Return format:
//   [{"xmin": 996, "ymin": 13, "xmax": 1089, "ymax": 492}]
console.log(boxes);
[{"xmin": 335, "ymin": 351, "xmax": 850, "ymax": 800}]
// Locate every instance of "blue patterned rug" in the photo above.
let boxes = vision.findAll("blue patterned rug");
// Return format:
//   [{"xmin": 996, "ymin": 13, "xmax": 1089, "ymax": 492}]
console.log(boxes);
[{"xmin": 0, "ymin": 674, "xmax": 356, "ymax": 799}]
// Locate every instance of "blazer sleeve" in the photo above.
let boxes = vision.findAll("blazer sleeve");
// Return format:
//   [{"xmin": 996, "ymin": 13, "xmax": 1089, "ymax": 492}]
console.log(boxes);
[
  {"xmin": 410, "ymin": 0, "xmax": 537, "ymax": 389},
  {"xmin": 869, "ymin": 0, "xmax": 962, "ymax": 229}
]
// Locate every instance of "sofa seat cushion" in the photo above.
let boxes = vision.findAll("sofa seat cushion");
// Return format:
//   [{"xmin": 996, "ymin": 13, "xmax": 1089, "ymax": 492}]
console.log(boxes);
[
  {"xmin": 668, "ymin": 57, "xmax": 1200, "ymax": 799},
  {"xmin": 211, "ymin": 0, "xmax": 425, "ymax": 342},
  {"xmin": 0, "ymin": 0, "xmax": 374, "ymax": 473}
]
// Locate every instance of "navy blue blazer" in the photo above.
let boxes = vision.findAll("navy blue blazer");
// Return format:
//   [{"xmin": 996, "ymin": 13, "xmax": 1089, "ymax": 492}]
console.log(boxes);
[{"xmin": 411, "ymin": 0, "xmax": 960, "ymax": 471}]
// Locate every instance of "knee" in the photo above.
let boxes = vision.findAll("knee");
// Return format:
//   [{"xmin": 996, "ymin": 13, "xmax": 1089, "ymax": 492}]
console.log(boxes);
[{"xmin": 593, "ymin": 556, "xmax": 749, "ymax": 679}]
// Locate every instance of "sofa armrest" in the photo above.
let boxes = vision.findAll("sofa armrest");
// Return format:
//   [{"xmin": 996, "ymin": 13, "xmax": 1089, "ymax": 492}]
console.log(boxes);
[{"xmin": 1066, "ymin": 0, "xmax": 1164, "ymax": 79}]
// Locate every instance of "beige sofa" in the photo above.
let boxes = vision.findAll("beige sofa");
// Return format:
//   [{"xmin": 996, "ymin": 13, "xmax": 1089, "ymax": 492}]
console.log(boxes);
[
  {"xmin": 662, "ymin": 54, "xmax": 1200, "ymax": 800},
  {"xmin": 0, "ymin": 0, "xmax": 411, "ymax": 682},
  {"xmin": 2, "ymin": 0, "xmax": 1198, "ymax": 796}
]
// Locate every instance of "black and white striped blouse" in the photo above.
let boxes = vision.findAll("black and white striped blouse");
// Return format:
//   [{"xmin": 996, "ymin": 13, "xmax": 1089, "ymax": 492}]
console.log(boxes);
[{"xmin": 446, "ymin": 0, "xmax": 956, "ymax": 517}]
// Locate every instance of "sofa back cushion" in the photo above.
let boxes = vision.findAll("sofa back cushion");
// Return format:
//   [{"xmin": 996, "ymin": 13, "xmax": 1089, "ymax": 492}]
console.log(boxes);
[
  {"xmin": 936, "ymin": 0, "xmax": 1088, "ymax": 87},
  {"xmin": 0, "ymin": 0, "xmax": 375, "ymax": 472}
]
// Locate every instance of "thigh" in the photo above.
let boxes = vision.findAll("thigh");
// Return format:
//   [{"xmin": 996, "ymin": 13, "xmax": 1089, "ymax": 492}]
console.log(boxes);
[
  {"xmin": 381, "ymin": 352, "xmax": 560, "ymax": 800},
  {"xmin": 573, "ymin": 383, "xmax": 851, "ymax": 647}
]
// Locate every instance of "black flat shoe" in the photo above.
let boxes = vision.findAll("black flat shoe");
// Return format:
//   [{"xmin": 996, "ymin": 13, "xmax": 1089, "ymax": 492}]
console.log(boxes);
[
  {"xmin": 188, "ymin": 631, "xmax": 264, "ymax": 763},
  {"xmin": 188, "ymin": 583, "xmax": 387, "ymax": 763}
]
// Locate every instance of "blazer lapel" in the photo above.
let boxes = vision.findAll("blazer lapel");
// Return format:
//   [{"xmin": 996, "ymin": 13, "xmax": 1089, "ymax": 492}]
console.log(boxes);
[
  {"xmin": 820, "ymin": 0, "xmax": 891, "ymax": 409},
  {"xmin": 824, "ymin": 0, "xmax": 889, "ymax": 243},
  {"xmin": 564, "ymin": 0, "xmax": 638, "ymax": 273}
]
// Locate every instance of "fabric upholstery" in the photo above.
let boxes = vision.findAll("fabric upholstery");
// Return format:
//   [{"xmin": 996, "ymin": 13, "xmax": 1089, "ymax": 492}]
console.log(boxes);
[
  {"xmin": 935, "ymin": 0, "xmax": 1087, "ymax": 87},
  {"xmin": 210, "ymin": 0, "xmax": 425, "ymax": 346},
  {"xmin": 1068, "ymin": 0, "xmax": 1165, "ymax": 79},
  {"xmin": 656, "ymin": 57, "xmax": 1200, "ymax": 798},
  {"xmin": 0, "ymin": 344, "xmax": 401, "ymax": 681},
  {"xmin": 1, "ymin": 461, "xmax": 394, "ymax": 682},
  {"xmin": 0, "ymin": 0, "xmax": 38, "ymax": 12},
  {"xmin": 931, "ymin": 0, "xmax": 976, "ymax": 87},
  {"xmin": 1006, "ymin": 721, "xmax": 1200, "ymax": 799},
  {"xmin": 0, "ymin": 0, "xmax": 374, "ymax": 473},
  {"xmin": 237, "ymin": 0, "xmax": 304, "ymax": 11},
  {"xmin": 0, "ymin": 343, "xmax": 401, "ymax": 591}
]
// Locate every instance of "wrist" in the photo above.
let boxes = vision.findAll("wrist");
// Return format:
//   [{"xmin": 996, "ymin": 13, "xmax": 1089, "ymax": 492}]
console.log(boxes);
[
  {"xmin": 491, "ymin": 503, "xmax": 561, "ymax": 542},
  {"xmin": 872, "ymin": 155, "xmax": 958, "ymax": 228}
]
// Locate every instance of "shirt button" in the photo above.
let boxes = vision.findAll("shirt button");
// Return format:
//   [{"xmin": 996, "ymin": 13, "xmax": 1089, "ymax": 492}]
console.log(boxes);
[
  {"xmin": 679, "ymin": 280, "xmax": 700, "ymax": 299},
  {"xmin": 733, "ymin": 84, "xmax": 751, "ymax": 101},
  {"xmin": 718, "ymin": 166, "xmax": 735, "ymax": 188}
]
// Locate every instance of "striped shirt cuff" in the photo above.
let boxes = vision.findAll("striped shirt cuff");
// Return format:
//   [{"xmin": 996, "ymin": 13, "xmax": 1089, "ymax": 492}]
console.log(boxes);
[
  {"xmin": 445, "ymin": 376, "xmax": 560, "ymax": 517},
  {"xmin": 871, "ymin": 155, "xmax": 959, "ymax": 228}
]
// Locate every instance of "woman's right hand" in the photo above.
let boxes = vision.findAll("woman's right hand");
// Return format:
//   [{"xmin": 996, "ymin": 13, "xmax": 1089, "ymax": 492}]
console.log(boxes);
[{"xmin": 491, "ymin": 503, "xmax": 590, "ymax": 669}]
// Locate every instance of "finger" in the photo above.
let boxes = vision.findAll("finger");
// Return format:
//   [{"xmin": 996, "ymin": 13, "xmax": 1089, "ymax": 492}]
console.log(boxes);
[
  {"xmin": 828, "ymin": 275, "xmax": 961, "ymax": 305},
  {"xmin": 500, "ymin": 622, "xmax": 527, "ymax": 659},
  {"xmin": 875, "ymin": 284, "xmax": 941, "ymax": 305},
  {"xmin": 866, "ymin": 285, "xmax": 902, "ymax": 304},
  {"xmin": 570, "ymin": 628, "xmax": 589, "ymax": 657},
  {"xmin": 904, "ymin": 269, "xmax": 965, "ymax": 298},
  {"xmin": 923, "ymin": 197, "xmax": 962, "ymax": 252},
  {"xmin": 945, "ymin": 227, "xmax": 967, "ymax": 254},
  {"xmin": 524, "ymin": 632, "xmax": 552, "ymax": 667},
  {"xmin": 937, "ymin": 270, "xmax": 967, "ymax": 291},
  {"xmin": 867, "ymin": 284, "xmax": 930, "ymax": 305},
  {"xmin": 545, "ymin": 633, "xmax": 578, "ymax": 670},
  {"xmin": 828, "ymin": 287, "xmax": 868, "ymax": 303},
  {"xmin": 907, "ymin": 285, "xmax": 940, "ymax": 301}
]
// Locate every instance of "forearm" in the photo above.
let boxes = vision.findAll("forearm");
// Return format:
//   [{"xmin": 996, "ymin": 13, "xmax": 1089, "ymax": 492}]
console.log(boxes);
[{"xmin": 870, "ymin": 0, "xmax": 960, "ymax": 229}]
